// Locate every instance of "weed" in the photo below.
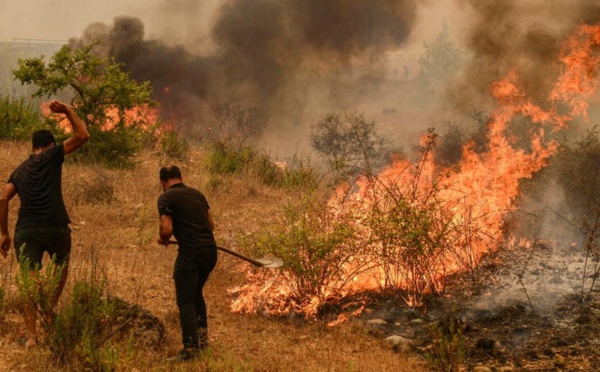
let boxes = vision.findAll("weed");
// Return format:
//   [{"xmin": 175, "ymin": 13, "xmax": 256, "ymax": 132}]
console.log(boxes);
[
  {"xmin": 159, "ymin": 128, "xmax": 189, "ymax": 161},
  {"xmin": 206, "ymin": 142, "xmax": 256, "ymax": 175},
  {"xmin": 16, "ymin": 248, "xmax": 118, "ymax": 370},
  {"xmin": 0, "ymin": 95, "xmax": 42, "ymax": 141},
  {"xmin": 425, "ymin": 316, "xmax": 467, "ymax": 372}
]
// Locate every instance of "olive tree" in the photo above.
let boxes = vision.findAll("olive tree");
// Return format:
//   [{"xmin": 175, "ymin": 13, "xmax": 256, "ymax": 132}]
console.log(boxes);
[{"xmin": 13, "ymin": 43, "xmax": 155, "ymax": 167}]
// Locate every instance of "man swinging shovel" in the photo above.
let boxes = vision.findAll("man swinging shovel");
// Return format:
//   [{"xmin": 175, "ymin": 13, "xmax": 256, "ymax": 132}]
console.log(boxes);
[
  {"xmin": 157, "ymin": 165, "xmax": 217, "ymax": 361},
  {"xmin": 156, "ymin": 165, "xmax": 282, "ymax": 362}
]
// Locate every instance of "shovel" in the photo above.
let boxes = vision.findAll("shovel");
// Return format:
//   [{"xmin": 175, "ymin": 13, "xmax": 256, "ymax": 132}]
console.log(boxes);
[{"xmin": 167, "ymin": 240, "xmax": 283, "ymax": 268}]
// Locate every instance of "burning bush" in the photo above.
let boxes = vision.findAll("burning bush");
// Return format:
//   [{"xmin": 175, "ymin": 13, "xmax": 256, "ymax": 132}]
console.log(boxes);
[{"xmin": 232, "ymin": 193, "xmax": 371, "ymax": 319}]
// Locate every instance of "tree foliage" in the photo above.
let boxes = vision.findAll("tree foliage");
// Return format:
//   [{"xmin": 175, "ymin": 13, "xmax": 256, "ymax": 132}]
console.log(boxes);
[
  {"xmin": 418, "ymin": 23, "xmax": 460, "ymax": 92},
  {"xmin": 13, "ymin": 43, "xmax": 156, "ymax": 167},
  {"xmin": 310, "ymin": 112, "xmax": 388, "ymax": 178}
]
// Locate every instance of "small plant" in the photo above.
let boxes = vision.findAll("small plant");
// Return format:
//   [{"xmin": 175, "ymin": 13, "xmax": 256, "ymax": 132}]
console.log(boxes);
[
  {"xmin": 79, "ymin": 168, "xmax": 115, "ymax": 205},
  {"xmin": 579, "ymin": 202, "xmax": 600, "ymax": 302},
  {"xmin": 209, "ymin": 101, "xmax": 269, "ymax": 148},
  {"xmin": 425, "ymin": 316, "xmax": 467, "ymax": 372},
  {"xmin": 16, "ymin": 247, "xmax": 117, "ymax": 369},
  {"xmin": 49, "ymin": 279, "xmax": 117, "ymax": 370},
  {"xmin": 16, "ymin": 247, "xmax": 66, "ymax": 326},
  {"xmin": 280, "ymin": 157, "xmax": 319, "ymax": 190},
  {"xmin": 158, "ymin": 128, "xmax": 189, "ymax": 161},
  {"xmin": 206, "ymin": 142, "xmax": 257, "ymax": 175},
  {"xmin": 0, "ymin": 95, "xmax": 42, "ymax": 141},
  {"xmin": 251, "ymin": 152, "xmax": 284, "ymax": 186},
  {"xmin": 519, "ymin": 128, "xmax": 600, "ymax": 300}
]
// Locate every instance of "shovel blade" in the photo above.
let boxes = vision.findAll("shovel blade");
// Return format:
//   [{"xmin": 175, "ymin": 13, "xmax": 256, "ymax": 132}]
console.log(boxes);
[{"xmin": 255, "ymin": 257, "xmax": 283, "ymax": 268}]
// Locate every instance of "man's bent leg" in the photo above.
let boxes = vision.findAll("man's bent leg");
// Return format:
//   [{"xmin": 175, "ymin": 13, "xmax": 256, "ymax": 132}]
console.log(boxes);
[
  {"xmin": 23, "ymin": 270, "xmax": 38, "ymax": 348},
  {"xmin": 51, "ymin": 264, "xmax": 69, "ymax": 309},
  {"xmin": 173, "ymin": 258, "xmax": 200, "ymax": 349},
  {"xmin": 48, "ymin": 226, "xmax": 71, "ymax": 309},
  {"xmin": 194, "ymin": 247, "xmax": 217, "ymax": 348}
]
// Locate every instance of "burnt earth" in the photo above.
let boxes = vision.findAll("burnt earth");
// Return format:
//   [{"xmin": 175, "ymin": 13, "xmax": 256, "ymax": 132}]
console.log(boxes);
[{"xmin": 358, "ymin": 240, "xmax": 600, "ymax": 371}]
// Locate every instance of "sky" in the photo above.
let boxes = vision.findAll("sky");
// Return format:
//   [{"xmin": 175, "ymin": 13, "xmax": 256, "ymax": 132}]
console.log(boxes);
[
  {"xmin": 0, "ymin": 0, "xmax": 220, "ymax": 43},
  {"xmin": 0, "ymin": 0, "xmax": 462, "ymax": 50}
]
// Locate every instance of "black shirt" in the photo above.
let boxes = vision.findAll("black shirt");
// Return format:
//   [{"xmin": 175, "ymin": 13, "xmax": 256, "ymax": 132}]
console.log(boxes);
[
  {"xmin": 8, "ymin": 144, "xmax": 70, "ymax": 230},
  {"xmin": 157, "ymin": 183, "xmax": 216, "ymax": 251}
]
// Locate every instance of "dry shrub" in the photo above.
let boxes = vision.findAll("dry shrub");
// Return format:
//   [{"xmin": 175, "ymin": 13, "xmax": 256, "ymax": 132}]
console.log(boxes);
[{"xmin": 67, "ymin": 167, "xmax": 115, "ymax": 205}]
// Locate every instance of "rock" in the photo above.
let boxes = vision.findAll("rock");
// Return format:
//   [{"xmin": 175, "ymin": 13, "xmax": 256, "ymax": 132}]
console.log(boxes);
[
  {"xmin": 367, "ymin": 319, "xmax": 388, "ymax": 325},
  {"xmin": 410, "ymin": 318, "xmax": 424, "ymax": 325},
  {"xmin": 553, "ymin": 353, "xmax": 566, "ymax": 367},
  {"xmin": 472, "ymin": 366, "xmax": 493, "ymax": 372},
  {"xmin": 384, "ymin": 335, "xmax": 413, "ymax": 352},
  {"xmin": 107, "ymin": 296, "xmax": 166, "ymax": 349}
]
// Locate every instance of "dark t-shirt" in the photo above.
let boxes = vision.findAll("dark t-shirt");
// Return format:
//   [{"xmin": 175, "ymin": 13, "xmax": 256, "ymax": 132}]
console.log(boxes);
[
  {"xmin": 157, "ymin": 183, "xmax": 216, "ymax": 252},
  {"xmin": 8, "ymin": 144, "xmax": 70, "ymax": 230}
]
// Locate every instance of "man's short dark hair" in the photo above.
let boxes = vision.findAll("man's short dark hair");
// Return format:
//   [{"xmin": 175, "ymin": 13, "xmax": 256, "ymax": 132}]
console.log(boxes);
[
  {"xmin": 160, "ymin": 165, "xmax": 182, "ymax": 182},
  {"xmin": 32, "ymin": 130, "xmax": 56, "ymax": 149}
]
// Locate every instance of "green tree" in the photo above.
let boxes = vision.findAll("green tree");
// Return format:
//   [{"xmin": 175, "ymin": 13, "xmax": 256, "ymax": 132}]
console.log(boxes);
[
  {"xmin": 418, "ymin": 22, "xmax": 460, "ymax": 94},
  {"xmin": 13, "ymin": 43, "xmax": 156, "ymax": 167}
]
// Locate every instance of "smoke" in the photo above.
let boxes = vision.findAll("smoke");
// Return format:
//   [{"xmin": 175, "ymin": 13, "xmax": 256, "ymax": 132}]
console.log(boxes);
[
  {"xmin": 68, "ymin": 0, "xmax": 422, "ymax": 142},
  {"xmin": 51, "ymin": 0, "xmax": 600, "ymax": 153},
  {"xmin": 452, "ymin": 0, "xmax": 600, "ymax": 110}
]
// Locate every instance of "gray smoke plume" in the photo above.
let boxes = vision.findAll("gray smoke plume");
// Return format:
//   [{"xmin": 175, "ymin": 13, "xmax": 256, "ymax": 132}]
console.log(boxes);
[{"xmin": 70, "ymin": 0, "xmax": 421, "ymax": 134}]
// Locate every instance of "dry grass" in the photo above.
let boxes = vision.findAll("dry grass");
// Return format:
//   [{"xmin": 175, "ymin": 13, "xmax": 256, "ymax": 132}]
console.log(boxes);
[{"xmin": 0, "ymin": 141, "xmax": 428, "ymax": 371}]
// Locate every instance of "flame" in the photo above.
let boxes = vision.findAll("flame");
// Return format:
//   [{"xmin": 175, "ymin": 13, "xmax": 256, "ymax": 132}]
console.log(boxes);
[
  {"xmin": 550, "ymin": 24, "xmax": 600, "ymax": 121},
  {"xmin": 41, "ymin": 102, "xmax": 177, "ymax": 143},
  {"xmin": 230, "ymin": 24, "xmax": 600, "ymax": 320}
]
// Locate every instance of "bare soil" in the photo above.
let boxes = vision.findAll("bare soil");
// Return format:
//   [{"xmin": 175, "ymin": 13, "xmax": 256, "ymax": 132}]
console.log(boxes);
[{"xmin": 0, "ymin": 142, "xmax": 426, "ymax": 371}]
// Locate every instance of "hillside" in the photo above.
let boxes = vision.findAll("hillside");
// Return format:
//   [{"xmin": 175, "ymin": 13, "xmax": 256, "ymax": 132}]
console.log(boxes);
[{"xmin": 0, "ymin": 141, "xmax": 426, "ymax": 371}]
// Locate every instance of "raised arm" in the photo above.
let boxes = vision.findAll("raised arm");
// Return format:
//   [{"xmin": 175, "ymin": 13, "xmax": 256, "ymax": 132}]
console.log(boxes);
[
  {"xmin": 49, "ymin": 100, "xmax": 90, "ymax": 155},
  {"xmin": 0, "ymin": 183, "xmax": 17, "ymax": 258}
]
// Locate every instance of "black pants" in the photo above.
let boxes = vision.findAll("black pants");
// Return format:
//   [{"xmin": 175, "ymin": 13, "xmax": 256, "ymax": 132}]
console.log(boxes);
[
  {"xmin": 14, "ymin": 225, "xmax": 71, "ymax": 270},
  {"xmin": 173, "ymin": 246, "xmax": 217, "ymax": 349}
]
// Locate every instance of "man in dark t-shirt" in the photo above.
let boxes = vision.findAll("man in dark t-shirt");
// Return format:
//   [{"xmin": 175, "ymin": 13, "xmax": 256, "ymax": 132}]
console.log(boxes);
[
  {"xmin": 0, "ymin": 100, "xmax": 90, "ymax": 348},
  {"xmin": 157, "ymin": 165, "xmax": 218, "ymax": 361}
]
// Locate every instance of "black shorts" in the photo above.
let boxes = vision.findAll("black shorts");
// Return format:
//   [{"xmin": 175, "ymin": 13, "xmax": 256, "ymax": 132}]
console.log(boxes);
[{"xmin": 14, "ymin": 226, "xmax": 71, "ymax": 270}]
